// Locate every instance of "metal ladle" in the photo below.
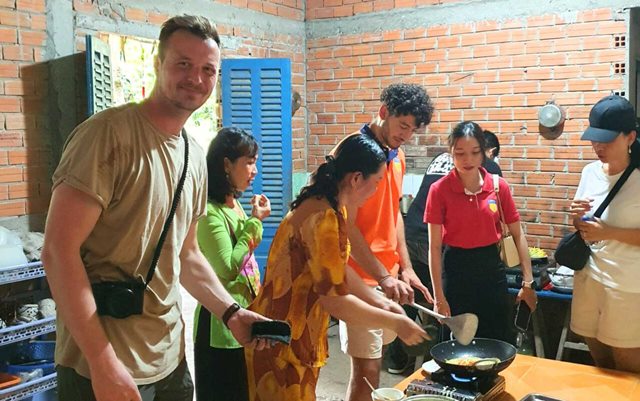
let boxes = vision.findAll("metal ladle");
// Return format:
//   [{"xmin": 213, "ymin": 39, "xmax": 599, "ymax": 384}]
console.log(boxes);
[{"xmin": 375, "ymin": 288, "xmax": 478, "ymax": 345}]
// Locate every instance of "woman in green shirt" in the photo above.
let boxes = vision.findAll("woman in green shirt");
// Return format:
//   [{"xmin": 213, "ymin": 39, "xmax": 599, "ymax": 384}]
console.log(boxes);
[{"xmin": 194, "ymin": 127, "xmax": 270, "ymax": 401}]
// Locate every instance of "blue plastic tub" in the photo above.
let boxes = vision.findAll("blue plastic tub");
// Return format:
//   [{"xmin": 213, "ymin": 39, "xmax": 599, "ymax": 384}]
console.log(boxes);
[
  {"xmin": 6, "ymin": 361, "xmax": 55, "ymax": 376},
  {"xmin": 10, "ymin": 340, "xmax": 55, "ymax": 366}
]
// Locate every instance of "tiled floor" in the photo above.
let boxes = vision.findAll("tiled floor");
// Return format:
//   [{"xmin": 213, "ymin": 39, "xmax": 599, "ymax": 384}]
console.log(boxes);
[{"xmin": 316, "ymin": 323, "xmax": 411, "ymax": 401}]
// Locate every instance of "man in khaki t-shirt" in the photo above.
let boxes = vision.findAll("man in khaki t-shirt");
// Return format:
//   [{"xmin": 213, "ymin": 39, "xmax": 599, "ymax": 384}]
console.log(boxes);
[{"xmin": 42, "ymin": 15, "xmax": 269, "ymax": 401}]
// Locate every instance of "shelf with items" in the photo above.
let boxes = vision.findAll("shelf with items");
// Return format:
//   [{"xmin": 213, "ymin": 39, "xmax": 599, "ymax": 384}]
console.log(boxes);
[
  {"xmin": 0, "ymin": 260, "xmax": 56, "ymax": 400},
  {"xmin": 0, "ymin": 317, "xmax": 56, "ymax": 348},
  {"xmin": 0, "ymin": 262, "xmax": 45, "ymax": 286},
  {"xmin": 0, "ymin": 372, "xmax": 57, "ymax": 401}
]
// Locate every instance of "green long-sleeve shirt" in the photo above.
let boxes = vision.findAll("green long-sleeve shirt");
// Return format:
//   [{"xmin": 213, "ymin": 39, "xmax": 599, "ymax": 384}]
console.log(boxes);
[{"xmin": 194, "ymin": 200, "xmax": 263, "ymax": 348}]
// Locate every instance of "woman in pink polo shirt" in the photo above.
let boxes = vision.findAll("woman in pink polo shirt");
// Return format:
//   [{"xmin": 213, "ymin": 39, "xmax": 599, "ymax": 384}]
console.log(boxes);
[{"xmin": 426, "ymin": 121, "xmax": 537, "ymax": 342}]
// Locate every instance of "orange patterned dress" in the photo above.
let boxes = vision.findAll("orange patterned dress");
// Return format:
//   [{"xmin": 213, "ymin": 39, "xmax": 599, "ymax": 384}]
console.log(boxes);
[{"xmin": 246, "ymin": 198, "xmax": 350, "ymax": 401}]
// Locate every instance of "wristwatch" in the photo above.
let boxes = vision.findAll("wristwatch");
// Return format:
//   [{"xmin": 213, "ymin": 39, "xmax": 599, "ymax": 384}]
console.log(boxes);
[{"xmin": 521, "ymin": 279, "xmax": 535, "ymax": 289}]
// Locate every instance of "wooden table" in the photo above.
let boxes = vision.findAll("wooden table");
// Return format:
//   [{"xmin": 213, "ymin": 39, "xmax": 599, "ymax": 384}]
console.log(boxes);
[{"xmin": 395, "ymin": 354, "xmax": 640, "ymax": 401}]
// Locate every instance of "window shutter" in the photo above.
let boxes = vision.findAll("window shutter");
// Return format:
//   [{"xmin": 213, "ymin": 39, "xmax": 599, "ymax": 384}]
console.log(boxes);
[
  {"xmin": 85, "ymin": 36, "xmax": 113, "ymax": 116},
  {"xmin": 221, "ymin": 58, "xmax": 292, "ymax": 271}
]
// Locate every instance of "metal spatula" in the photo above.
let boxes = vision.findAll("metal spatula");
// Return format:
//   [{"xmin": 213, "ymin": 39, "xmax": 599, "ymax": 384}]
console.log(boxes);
[
  {"xmin": 410, "ymin": 302, "xmax": 478, "ymax": 346},
  {"xmin": 374, "ymin": 288, "xmax": 478, "ymax": 345}
]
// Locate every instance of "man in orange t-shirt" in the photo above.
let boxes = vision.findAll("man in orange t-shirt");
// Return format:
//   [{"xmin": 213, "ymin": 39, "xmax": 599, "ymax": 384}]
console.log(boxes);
[{"xmin": 334, "ymin": 83, "xmax": 435, "ymax": 401}]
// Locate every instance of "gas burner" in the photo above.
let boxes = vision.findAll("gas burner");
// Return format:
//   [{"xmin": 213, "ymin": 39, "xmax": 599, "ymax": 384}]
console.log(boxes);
[
  {"xmin": 431, "ymin": 369, "xmax": 498, "ymax": 393},
  {"xmin": 406, "ymin": 370, "xmax": 505, "ymax": 401}
]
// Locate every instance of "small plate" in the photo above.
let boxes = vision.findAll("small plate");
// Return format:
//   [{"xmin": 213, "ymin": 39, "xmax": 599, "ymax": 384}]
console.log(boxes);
[{"xmin": 421, "ymin": 359, "xmax": 440, "ymax": 373}]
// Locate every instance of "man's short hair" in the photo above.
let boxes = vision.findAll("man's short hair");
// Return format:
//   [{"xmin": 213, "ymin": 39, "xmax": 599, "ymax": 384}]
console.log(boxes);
[
  {"xmin": 158, "ymin": 15, "xmax": 220, "ymax": 60},
  {"xmin": 380, "ymin": 83, "xmax": 434, "ymax": 128}
]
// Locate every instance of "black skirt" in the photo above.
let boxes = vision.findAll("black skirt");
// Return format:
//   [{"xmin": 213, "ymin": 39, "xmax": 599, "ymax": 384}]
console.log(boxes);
[{"xmin": 441, "ymin": 243, "xmax": 514, "ymax": 344}]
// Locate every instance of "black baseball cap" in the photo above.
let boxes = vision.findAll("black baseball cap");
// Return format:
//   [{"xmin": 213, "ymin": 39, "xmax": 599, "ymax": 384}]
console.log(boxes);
[{"xmin": 582, "ymin": 95, "xmax": 637, "ymax": 143}]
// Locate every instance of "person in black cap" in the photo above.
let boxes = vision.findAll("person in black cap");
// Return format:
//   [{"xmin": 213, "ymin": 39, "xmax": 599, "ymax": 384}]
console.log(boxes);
[{"xmin": 568, "ymin": 94, "xmax": 640, "ymax": 373}]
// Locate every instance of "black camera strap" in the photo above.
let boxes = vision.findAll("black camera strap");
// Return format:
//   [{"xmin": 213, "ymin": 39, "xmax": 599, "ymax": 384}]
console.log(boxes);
[
  {"xmin": 591, "ymin": 161, "xmax": 635, "ymax": 219},
  {"xmin": 144, "ymin": 129, "xmax": 189, "ymax": 288}
]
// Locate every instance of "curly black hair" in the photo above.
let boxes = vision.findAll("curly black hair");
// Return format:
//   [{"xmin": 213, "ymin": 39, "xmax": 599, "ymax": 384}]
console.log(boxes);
[{"xmin": 380, "ymin": 83, "xmax": 434, "ymax": 127}]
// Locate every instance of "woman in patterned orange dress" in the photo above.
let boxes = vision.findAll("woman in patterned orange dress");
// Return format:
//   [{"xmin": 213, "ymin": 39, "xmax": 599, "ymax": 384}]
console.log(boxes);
[{"xmin": 246, "ymin": 134, "xmax": 428, "ymax": 401}]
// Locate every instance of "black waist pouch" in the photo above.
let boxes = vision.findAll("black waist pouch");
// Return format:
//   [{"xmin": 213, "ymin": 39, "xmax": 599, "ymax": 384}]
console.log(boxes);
[{"xmin": 92, "ymin": 281, "xmax": 145, "ymax": 319}]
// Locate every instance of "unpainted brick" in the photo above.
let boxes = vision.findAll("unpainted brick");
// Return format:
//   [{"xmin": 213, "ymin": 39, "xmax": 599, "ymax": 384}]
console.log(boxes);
[
  {"xmin": 596, "ymin": 20, "xmax": 625, "ymax": 35},
  {"xmin": 577, "ymin": 8, "xmax": 612, "ymax": 23},
  {"xmin": 16, "ymin": 0, "xmax": 45, "ymax": 13},
  {"xmin": 353, "ymin": 2, "xmax": 373, "ymax": 14},
  {"xmin": 0, "ymin": 199, "xmax": 26, "ymax": 217},
  {"xmin": 17, "ymin": 30, "xmax": 45, "ymax": 47},
  {"xmin": 0, "ymin": 27, "xmax": 17, "ymax": 43},
  {"xmin": 373, "ymin": 0, "xmax": 394, "ymax": 12},
  {"xmin": 462, "ymin": 109, "xmax": 486, "ymax": 121},
  {"xmin": 3, "ymin": 45, "xmax": 34, "ymax": 61},
  {"xmin": 8, "ymin": 182, "xmax": 28, "ymax": 199}
]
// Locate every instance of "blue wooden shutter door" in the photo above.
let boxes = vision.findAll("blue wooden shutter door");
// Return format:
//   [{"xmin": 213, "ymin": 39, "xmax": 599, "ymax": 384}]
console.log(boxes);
[
  {"xmin": 85, "ymin": 36, "xmax": 113, "ymax": 116},
  {"xmin": 221, "ymin": 58, "xmax": 292, "ymax": 272}
]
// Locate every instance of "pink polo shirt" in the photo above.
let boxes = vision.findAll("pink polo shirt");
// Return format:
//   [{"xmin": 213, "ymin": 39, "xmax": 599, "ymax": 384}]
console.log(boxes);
[{"xmin": 425, "ymin": 167, "xmax": 519, "ymax": 249}]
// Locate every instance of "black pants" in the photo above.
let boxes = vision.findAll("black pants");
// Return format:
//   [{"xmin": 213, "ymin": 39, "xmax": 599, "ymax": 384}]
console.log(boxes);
[
  {"xmin": 194, "ymin": 307, "xmax": 249, "ymax": 401},
  {"xmin": 441, "ymin": 243, "xmax": 515, "ymax": 344}
]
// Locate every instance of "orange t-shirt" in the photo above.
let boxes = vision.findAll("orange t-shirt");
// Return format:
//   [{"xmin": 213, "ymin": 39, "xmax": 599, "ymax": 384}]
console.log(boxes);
[{"xmin": 333, "ymin": 129, "xmax": 405, "ymax": 285}]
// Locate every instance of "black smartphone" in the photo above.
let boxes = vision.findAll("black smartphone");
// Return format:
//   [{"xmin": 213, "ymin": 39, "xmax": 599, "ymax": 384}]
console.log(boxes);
[
  {"xmin": 251, "ymin": 320, "xmax": 292, "ymax": 345},
  {"xmin": 514, "ymin": 301, "xmax": 532, "ymax": 332}
]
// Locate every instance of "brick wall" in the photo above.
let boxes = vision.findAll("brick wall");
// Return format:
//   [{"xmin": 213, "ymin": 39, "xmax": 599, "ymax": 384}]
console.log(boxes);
[
  {"xmin": 306, "ymin": 0, "xmax": 464, "ymax": 19},
  {"xmin": 0, "ymin": 0, "xmax": 49, "ymax": 219},
  {"xmin": 307, "ymin": 7, "xmax": 627, "ymax": 249},
  {"xmin": 217, "ymin": 0, "xmax": 304, "ymax": 20}
]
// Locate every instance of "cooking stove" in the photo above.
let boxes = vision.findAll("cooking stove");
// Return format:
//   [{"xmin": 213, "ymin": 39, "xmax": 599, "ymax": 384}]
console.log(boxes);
[{"xmin": 406, "ymin": 369, "xmax": 506, "ymax": 401}]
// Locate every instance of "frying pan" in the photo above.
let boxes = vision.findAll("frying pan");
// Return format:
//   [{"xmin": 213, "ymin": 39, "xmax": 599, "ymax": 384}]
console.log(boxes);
[{"xmin": 430, "ymin": 338, "xmax": 517, "ymax": 378}]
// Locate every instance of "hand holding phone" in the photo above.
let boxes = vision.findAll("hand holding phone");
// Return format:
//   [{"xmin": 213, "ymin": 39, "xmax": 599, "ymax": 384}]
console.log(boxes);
[
  {"xmin": 251, "ymin": 320, "xmax": 291, "ymax": 345},
  {"xmin": 514, "ymin": 301, "xmax": 532, "ymax": 332}
]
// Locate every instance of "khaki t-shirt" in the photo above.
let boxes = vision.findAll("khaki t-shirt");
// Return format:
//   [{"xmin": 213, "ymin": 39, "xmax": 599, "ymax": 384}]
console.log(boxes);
[{"xmin": 51, "ymin": 103, "xmax": 207, "ymax": 384}]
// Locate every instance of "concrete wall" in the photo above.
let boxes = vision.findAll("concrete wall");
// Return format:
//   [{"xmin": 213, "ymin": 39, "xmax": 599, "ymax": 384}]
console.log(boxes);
[
  {"xmin": 0, "ymin": 0, "xmax": 306, "ymax": 232},
  {"xmin": 305, "ymin": 0, "xmax": 637, "ymax": 249},
  {"xmin": 306, "ymin": 0, "xmax": 467, "ymax": 20}
]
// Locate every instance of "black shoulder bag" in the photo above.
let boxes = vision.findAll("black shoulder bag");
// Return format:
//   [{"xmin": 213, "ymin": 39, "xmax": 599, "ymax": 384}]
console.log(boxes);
[
  {"xmin": 554, "ymin": 162, "xmax": 635, "ymax": 271},
  {"xmin": 93, "ymin": 130, "xmax": 189, "ymax": 318}
]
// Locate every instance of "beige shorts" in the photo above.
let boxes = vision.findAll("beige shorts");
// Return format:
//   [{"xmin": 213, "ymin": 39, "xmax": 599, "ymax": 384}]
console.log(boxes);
[
  {"xmin": 338, "ymin": 320, "xmax": 397, "ymax": 359},
  {"xmin": 571, "ymin": 271, "xmax": 640, "ymax": 348}
]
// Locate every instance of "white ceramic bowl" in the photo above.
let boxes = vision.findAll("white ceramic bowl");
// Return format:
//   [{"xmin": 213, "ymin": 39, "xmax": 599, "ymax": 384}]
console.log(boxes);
[{"xmin": 371, "ymin": 387, "xmax": 405, "ymax": 401}]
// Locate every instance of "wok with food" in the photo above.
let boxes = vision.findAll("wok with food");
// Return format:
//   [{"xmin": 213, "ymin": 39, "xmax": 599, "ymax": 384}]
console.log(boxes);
[
  {"xmin": 430, "ymin": 338, "xmax": 517, "ymax": 377},
  {"xmin": 445, "ymin": 356, "xmax": 501, "ymax": 367}
]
